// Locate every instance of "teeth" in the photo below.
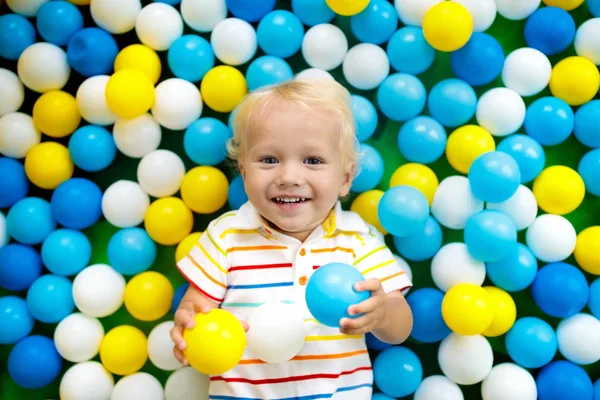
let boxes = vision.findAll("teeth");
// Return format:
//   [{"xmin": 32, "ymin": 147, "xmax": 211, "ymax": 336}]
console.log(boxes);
[{"xmin": 276, "ymin": 197, "xmax": 305, "ymax": 203}]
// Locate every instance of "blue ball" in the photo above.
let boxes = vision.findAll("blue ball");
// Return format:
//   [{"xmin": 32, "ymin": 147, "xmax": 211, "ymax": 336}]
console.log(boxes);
[
  {"xmin": 372, "ymin": 394, "xmax": 395, "ymax": 400},
  {"xmin": 386, "ymin": 27, "xmax": 435, "ymax": 75},
  {"xmin": 393, "ymin": 216, "xmax": 442, "ymax": 262},
  {"xmin": 377, "ymin": 73, "xmax": 426, "ymax": 122},
  {"xmin": 184, "ymin": 118, "xmax": 230, "ymax": 166},
  {"xmin": 486, "ymin": 243, "xmax": 538, "ymax": 292},
  {"xmin": 107, "ymin": 227, "xmax": 157, "ymax": 276},
  {"xmin": 226, "ymin": 0, "xmax": 276, "ymax": 22},
  {"xmin": 589, "ymin": 0, "xmax": 600, "ymax": 16},
  {"xmin": 350, "ymin": 0, "xmax": 398, "ymax": 45},
  {"xmin": 6, "ymin": 197, "xmax": 56, "ymax": 245},
  {"xmin": 536, "ymin": 361, "xmax": 593, "ymax": 400},
  {"xmin": 590, "ymin": 278, "xmax": 600, "ymax": 319},
  {"xmin": 8, "ymin": 335, "xmax": 63, "ymax": 390},
  {"xmin": 246, "ymin": 55, "xmax": 293, "ymax": 91},
  {"xmin": 172, "ymin": 282, "xmax": 190, "ymax": 314},
  {"xmin": 305, "ymin": 262, "xmax": 370, "ymax": 328},
  {"xmin": 365, "ymin": 332, "xmax": 393, "ymax": 351},
  {"xmin": 505, "ymin": 316, "xmax": 557, "ymax": 369},
  {"xmin": 0, "ymin": 296, "xmax": 34, "ymax": 344},
  {"xmin": 0, "ymin": 14, "xmax": 36, "ymax": 60},
  {"xmin": 531, "ymin": 262, "xmax": 589, "ymax": 318},
  {"xmin": 228, "ymin": 174, "xmax": 248, "ymax": 210},
  {"xmin": 168, "ymin": 35, "xmax": 215, "ymax": 82},
  {"xmin": 41, "ymin": 229, "xmax": 91, "ymax": 276},
  {"xmin": 291, "ymin": 0, "xmax": 335, "ymax": 26},
  {"xmin": 595, "ymin": 379, "xmax": 600, "ymax": 400},
  {"xmin": 574, "ymin": 100, "xmax": 600, "ymax": 148},
  {"xmin": 378, "ymin": 185, "xmax": 429, "ymax": 237},
  {"xmin": 497, "ymin": 134, "xmax": 546, "ymax": 184},
  {"xmin": 0, "ymin": 244, "xmax": 43, "ymax": 291},
  {"xmin": 26, "ymin": 274, "xmax": 75, "ymax": 323},
  {"xmin": 397, "ymin": 116, "xmax": 447, "ymax": 164},
  {"xmin": 257, "ymin": 10, "xmax": 304, "ymax": 58},
  {"xmin": 373, "ymin": 346, "xmax": 422, "ymax": 397},
  {"xmin": 578, "ymin": 149, "xmax": 600, "ymax": 197},
  {"xmin": 0, "ymin": 157, "xmax": 29, "ymax": 208},
  {"xmin": 36, "ymin": 1, "xmax": 83, "ymax": 46},
  {"xmin": 464, "ymin": 210, "xmax": 517, "ymax": 262},
  {"xmin": 69, "ymin": 125, "xmax": 117, "ymax": 172},
  {"xmin": 406, "ymin": 288, "xmax": 450, "ymax": 343},
  {"xmin": 50, "ymin": 178, "xmax": 102, "ymax": 230},
  {"xmin": 352, "ymin": 95, "xmax": 378, "ymax": 142},
  {"xmin": 67, "ymin": 27, "xmax": 119, "ymax": 77},
  {"xmin": 524, "ymin": 7, "xmax": 575, "ymax": 56},
  {"xmin": 451, "ymin": 33, "xmax": 505, "ymax": 87},
  {"xmin": 427, "ymin": 78, "xmax": 477, "ymax": 128},
  {"xmin": 468, "ymin": 151, "xmax": 521, "ymax": 203},
  {"xmin": 524, "ymin": 97, "xmax": 574, "ymax": 146},
  {"xmin": 351, "ymin": 144, "xmax": 384, "ymax": 193}
]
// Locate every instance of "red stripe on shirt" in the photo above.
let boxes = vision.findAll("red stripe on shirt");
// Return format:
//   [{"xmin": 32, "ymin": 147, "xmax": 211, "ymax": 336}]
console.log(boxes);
[
  {"xmin": 177, "ymin": 264, "xmax": 223, "ymax": 303},
  {"xmin": 229, "ymin": 263, "xmax": 293, "ymax": 272},
  {"xmin": 210, "ymin": 366, "xmax": 372, "ymax": 385}
]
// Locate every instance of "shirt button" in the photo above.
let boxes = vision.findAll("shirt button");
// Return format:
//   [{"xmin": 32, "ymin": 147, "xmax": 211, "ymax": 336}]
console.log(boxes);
[
  {"xmin": 299, "ymin": 276, "xmax": 308, "ymax": 285},
  {"xmin": 299, "ymin": 248, "xmax": 306, "ymax": 256}
]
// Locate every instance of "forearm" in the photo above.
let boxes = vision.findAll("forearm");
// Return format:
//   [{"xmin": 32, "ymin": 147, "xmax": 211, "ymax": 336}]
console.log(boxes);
[
  {"xmin": 179, "ymin": 285, "xmax": 219, "ymax": 312},
  {"xmin": 371, "ymin": 291, "xmax": 413, "ymax": 345}
]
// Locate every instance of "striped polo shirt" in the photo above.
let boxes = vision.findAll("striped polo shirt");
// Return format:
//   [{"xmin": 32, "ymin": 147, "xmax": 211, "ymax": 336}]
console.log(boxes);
[{"xmin": 177, "ymin": 201, "xmax": 412, "ymax": 400}]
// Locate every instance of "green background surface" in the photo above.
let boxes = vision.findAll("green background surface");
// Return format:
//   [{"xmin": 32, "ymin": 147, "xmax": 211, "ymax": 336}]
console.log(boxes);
[{"xmin": 1, "ymin": 1, "xmax": 599, "ymax": 399}]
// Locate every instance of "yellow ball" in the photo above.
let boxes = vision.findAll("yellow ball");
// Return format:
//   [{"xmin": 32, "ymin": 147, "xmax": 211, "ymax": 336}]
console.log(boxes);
[
  {"xmin": 533, "ymin": 165, "xmax": 585, "ymax": 215},
  {"xmin": 183, "ymin": 309, "xmax": 246, "ymax": 375},
  {"xmin": 201, "ymin": 66, "xmax": 247, "ymax": 113},
  {"xmin": 423, "ymin": 1, "xmax": 473, "ymax": 52},
  {"xmin": 390, "ymin": 163, "xmax": 439, "ymax": 205},
  {"xmin": 175, "ymin": 232, "xmax": 203, "ymax": 263},
  {"xmin": 124, "ymin": 271, "xmax": 174, "ymax": 321},
  {"xmin": 106, "ymin": 69, "xmax": 155, "ymax": 119},
  {"xmin": 100, "ymin": 325, "xmax": 148, "ymax": 376},
  {"xmin": 144, "ymin": 197, "xmax": 194, "ymax": 246},
  {"xmin": 350, "ymin": 189, "xmax": 387, "ymax": 235},
  {"xmin": 114, "ymin": 44, "xmax": 162, "ymax": 85},
  {"xmin": 181, "ymin": 166, "xmax": 229, "ymax": 214},
  {"xmin": 549, "ymin": 56, "xmax": 600, "ymax": 106},
  {"xmin": 542, "ymin": 0, "xmax": 585, "ymax": 10},
  {"xmin": 446, "ymin": 125, "xmax": 495, "ymax": 174},
  {"xmin": 574, "ymin": 226, "xmax": 600, "ymax": 275},
  {"xmin": 32, "ymin": 91, "xmax": 81, "ymax": 138},
  {"xmin": 482, "ymin": 286, "xmax": 517, "ymax": 337},
  {"xmin": 325, "ymin": 0, "xmax": 369, "ymax": 16},
  {"xmin": 442, "ymin": 283, "xmax": 493, "ymax": 336},
  {"xmin": 24, "ymin": 142, "xmax": 74, "ymax": 190}
]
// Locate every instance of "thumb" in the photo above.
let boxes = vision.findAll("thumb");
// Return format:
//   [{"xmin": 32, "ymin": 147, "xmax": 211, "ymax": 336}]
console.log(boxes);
[{"xmin": 241, "ymin": 320, "xmax": 249, "ymax": 332}]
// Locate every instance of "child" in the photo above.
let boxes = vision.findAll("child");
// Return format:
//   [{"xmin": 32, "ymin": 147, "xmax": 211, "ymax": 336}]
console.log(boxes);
[{"xmin": 171, "ymin": 78, "xmax": 413, "ymax": 399}]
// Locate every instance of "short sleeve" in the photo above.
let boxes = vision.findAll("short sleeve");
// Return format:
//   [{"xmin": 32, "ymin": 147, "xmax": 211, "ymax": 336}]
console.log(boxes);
[{"xmin": 176, "ymin": 220, "xmax": 228, "ymax": 304}]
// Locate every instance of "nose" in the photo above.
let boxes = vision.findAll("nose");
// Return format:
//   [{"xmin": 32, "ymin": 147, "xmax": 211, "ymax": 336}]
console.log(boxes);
[{"xmin": 275, "ymin": 161, "xmax": 304, "ymax": 186}]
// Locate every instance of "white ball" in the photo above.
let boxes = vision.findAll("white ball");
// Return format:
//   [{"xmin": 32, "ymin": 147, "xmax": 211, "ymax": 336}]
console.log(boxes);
[
  {"xmin": 180, "ymin": 0, "xmax": 227, "ymax": 32},
  {"xmin": 113, "ymin": 114, "xmax": 162, "ymax": 158},
  {"xmin": 453, "ymin": 0, "xmax": 496, "ymax": 32},
  {"xmin": 476, "ymin": 88, "xmax": 526, "ymax": 137},
  {"xmin": 137, "ymin": 150, "xmax": 186, "ymax": 198},
  {"xmin": 102, "ymin": 180, "xmax": 151, "ymax": 228},
  {"xmin": 0, "ymin": 211, "xmax": 9, "ymax": 249},
  {"xmin": 431, "ymin": 243, "xmax": 486, "ymax": 292},
  {"xmin": 17, "ymin": 42, "xmax": 70, "ymax": 93},
  {"xmin": 394, "ymin": 0, "xmax": 444, "ymax": 26},
  {"xmin": 91, "ymin": 0, "xmax": 141, "ymax": 34},
  {"xmin": 165, "ymin": 367, "xmax": 209, "ymax": 400},
  {"xmin": 487, "ymin": 185, "xmax": 538, "ymax": 231},
  {"xmin": 54, "ymin": 313, "xmax": 104, "ymax": 363},
  {"xmin": 481, "ymin": 363, "xmax": 537, "ymax": 400},
  {"xmin": 502, "ymin": 48, "xmax": 552, "ymax": 97},
  {"xmin": 526, "ymin": 214, "xmax": 577, "ymax": 263},
  {"xmin": 0, "ymin": 68, "xmax": 24, "ymax": 117},
  {"xmin": 414, "ymin": 375, "xmax": 464, "ymax": 400},
  {"xmin": 152, "ymin": 79, "xmax": 202, "ymax": 131},
  {"xmin": 148, "ymin": 321, "xmax": 182, "ymax": 371},
  {"xmin": 557, "ymin": 313, "xmax": 600, "ymax": 365},
  {"xmin": 136, "ymin": 3, "xmax": 184, "ymax": 51},
  {"xmin": 73, "ymin": 264, "xmax": 126, "ymax": 318},
  {"xmin": 575, "ymin": 18, "xmax": 600, "ymax": 65},
  {"xmin": 76, "ymin": 75, "xmax": 118, "ymax": 126},
  {"xmin": 247, "ymin": 302, "xmax": 306, "ymax": 364},
  {"xmin": 294, "ymin": 68, "xmax": 335, "ymax": 81},
  {"xmin": 432, "ymin": 176, "xmax": 484, "ymax": 230},
  {"xmin": 211, "ymin": 18, "xmax": 257, "ymax": 66},
  {"xmin": 438, "ymin": 333, "xmax": 494, "ymax": 385},
  {"xmin": 495, "ymin": 0, "xmax": 541, "ymax": 20},
  {"xmin": 6, "ymin": 0, "xmax": 49, "ymax": 16},
  {"xmin": 59, "ymin": 361, "xmax": 114, "ymax": 400},
  {"xmin": 302, "ymin": 24, "xmax": 348, "ymax": 71},
  {"xmin": 342, "ymin": 44, "xmax": 390, "ymax": 91},
  {"xmin": 0, "ymin": 112, "xmax": 41, "ymax": 159},
  {"xmin": 111, "ymin": 372, "xmax": 164, "ymax": 400}
]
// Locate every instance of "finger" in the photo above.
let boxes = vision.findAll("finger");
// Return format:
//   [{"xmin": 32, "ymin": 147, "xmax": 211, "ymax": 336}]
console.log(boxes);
[
  {"xmin": 174, "ymin": 308, "xmax": 196, "ymax": 329},
  {"xmin": 173, "ymin": 346, "xmax": 189, "ymax": 366},
  {"xmin": 170, "ymin": 326, "xmax": 187, "ymax": 351},
  {"xmin": 348, "ymin": 295, "xmax": 384, "ymax": 316},
  {"xmin": 241, "ymin": 320, "xmax": 249, "ymax": 332},
  {"xmin": 194, "ymin": 304, "xmax": 212, "ymax": 314},
  {"xmin": 340, "ymin": 324, "xmax": 374, "ymax": 336},
  {"xmin": 354, "ymin": 278, "xmax": 382, "ymax": 293},
  {"xmin": 340, "ymin": 313, "xmax": 378, "ymax": 332}
]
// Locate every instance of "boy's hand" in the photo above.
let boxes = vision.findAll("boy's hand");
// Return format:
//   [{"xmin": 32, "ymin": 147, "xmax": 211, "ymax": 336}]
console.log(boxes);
[{"xmin": 339, "ymin": 279, "xmax": 387, "ymax": 336}]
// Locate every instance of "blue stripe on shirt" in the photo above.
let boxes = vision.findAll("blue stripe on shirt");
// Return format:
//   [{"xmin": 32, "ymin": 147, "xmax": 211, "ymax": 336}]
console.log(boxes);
[{"xmin": 226, "ymin": 282, "xmax": 294, "ymax": 290}]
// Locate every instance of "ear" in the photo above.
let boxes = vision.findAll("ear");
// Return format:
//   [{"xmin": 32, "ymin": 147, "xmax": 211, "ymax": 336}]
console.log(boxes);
[
  {"xmin": 238, "ymin": 160, "xmax": 247, "ymax": 182},
  {"xmin": 339, "ymin": 162, "xmax": 356, "ymax": 197}
]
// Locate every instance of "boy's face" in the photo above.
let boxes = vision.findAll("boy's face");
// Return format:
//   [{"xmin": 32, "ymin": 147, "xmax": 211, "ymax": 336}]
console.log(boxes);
[{"xmin": 239, "ymin": 101, "xmax": 354, "ymax": 242}]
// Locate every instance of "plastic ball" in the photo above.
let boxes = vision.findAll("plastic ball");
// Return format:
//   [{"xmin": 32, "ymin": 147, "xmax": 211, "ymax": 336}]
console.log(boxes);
[
  {"xmin": 487, "ymin": 185, "xmax": 538, "ymax": 231},
  {"xmin": 342, "ymin": 43, "xmax": 390, "ymax": 91},
  {"xmin": 41, "ymin": 229, "xmax": 91, "ymax": 276},
  {"xmin": 352, "ymin": 144, "xmax": 384, "ymax": 193},
  {"xmin": 6, "ymin": 197, "xmax": 56, "ymax": 245},
  {"xmin": 153, "ymin": 78, "xmax": 203, "ymax": 131},
  {"xmin": 25, "ymin": 141, "xmax": 75, "ymax": 190},
  {"xmin": 90, "ymin": 0, "xmax": 141, "ymax": 34},
  {"xmin": 168, "ymin": 35, "xmax": 215, "ymax": 82},
  {"xmin": 481, "ymin": 363, "xmax": 537, "ymax": 400},
  {"xmin": 180, "ymin": 0, "xmax": 226, "ymax": 32},
  {"xmin": 246, "ymin": 55, "xmax": 294, "ymax": 91},
  {"xmin": 526, "ymin": 214, "xmax": 577, "ymax": 263},
  {"xmin": 164, "ymin": 367, "xmax": 209, "ymax": 400},
  {"xmin": 414, "ymin": 375, "xmax": 464, "ymax": 400},
  {"xmin": 107, "ymin": 228, "xmax": 157, "ymax": 276},
  {"xmin": 226, "ymin": 0, "xmax": 275, "ymax": 21},
  {"xmin": 0, "ymin": 68, "xmax": 25, "ymax": 117},
  {"xmin": 350, "ymin": 190, "xmax": 387, "ymax": 235},
  {"xmin": 0, "ymin": 244, "xmax": 43, "ymax": 291},
  {"xmin": 589, "ymin": 0, "xmax": 600, "ymax": 15},
  {"xmin": 397, "ymin": 117, "xmax": 446, "ymax": 164},
  {"xmin": 524, "ymin": 96, "xmax": 574, "ymax": 146},
  {"xmin": 113, "ymin": 373, "xmax": 164, "ymax": 400},
  {"xmin": 66, "ymin": 27, "xmax": 119, "ymax": 77},
  {"xmin": 175, "ymin": 232, "xmax": 202, "ymax": 264},
  {"xmin": 446, "ymin": 125, "xmax": 495, "ymax": 174},
  {"xmin": 302, "ymin": 23, "xmax": 348, "ymax": 71},
  {"xmin": 73, "ymin": 264, "xmax": 126, "ymax": 318},
  {"xmin": 557, "ymin": 313, "xmax": 600, "ymax": 365},
  {"xmin": 33, "ymin": 90, "xmax": 81, "ymax": 138},
  {"xmin": 6, "ymin": 0, "xmax": 50, "ymax": 16},
  {"xmin": 201, "ymin": 66, "xmax": 248, "ymax": 113},
  {"xmin": 438, "ymin": 333, "xmax": 493, "ymax": 385},
  {"xmin": 51, "ymin": 178, "xmax": 102, "ymax": 230},
  {"xmin": 0, "ymin": 296, "xmax": 34, "ymax": 344},
  {"xmin": 136, "ymin": 3, "xmax": 183, "ymax": 51},
  {"xmin": 542, "ymin": 0, "xmax": 585, "ymax": 10},
  {"xmin": 574, "ymin": 100, "xmax": 600, "ymax": 148},
  {"xmin": 17, "ymin": 42, "xmax": 71, "ymax": 93},
  {"xmin": 464, "ymin": 210, "xmax": 517, "ymax": 262},
  {"xmin": 574, "ymin": 226, "xmax": 600, "ymax": 275},
  {"xmin": 394, "ymin": 0, "xmax": 443, "ymax": 26},
  {"xmin": 496, "ymin": 134, "xmax": 545, "ymax": 183},
  {"xmin": 211, "ymin": 18, "xmax": 257, "ymax": 66},
  {"xmin": 431, "ymin": 243, "xmax": 486, "ymax": 292},
  {"xmin": 377, "ymin": 73, "xmax": 426, "ymax": 122},
  {"xmin": 366, "ymin": 332, "xmax": 393, "ymax": 351},
  {"xmin": 183, "ymin": 309, "xmax": 246, "ymax": 375},
  {"xmin": 180, "ymin": 166, "xmax": 229, "ymax": 214},
  {"xmin": 68, "ymin": 125, "xmax": 116, "ymax": 172},
  {"xmin": 575, "ymin": 18, "xmax": 600, "ymax": 65},
  {"xmin": 291, "ymin": 0, "xmax": 335, "ymax": 26},
  {"xmin": 486, "ymin": 243, "xmax": 538, "ymax": 292},
  {"xmin": 137, "ymin": 150, "xmax": 185, "ymax": 198},
  {"xmin": 387, "ymin": 27, "xmax": 435, "ymax": 76},
  {"xmin": 481, "ymin": 286, "xmax": 516, "ymax": 337},
  {"xmin": 100, "ymin": 325, "xmax": 148, "ymax": 376},
  {"xmin": 76, "ymin": 76, "xmax": 118, "ymax": 126},
  {"xmin": 102, "ymin": 180, "xmax": 150, "ymax": 228},
  {"xmin": 378, "ymin": 185, "xmax": 429, "ymax": 237},
  {"xmin": 496, "ymin": 0, "xmax": 541, "ymax": 20},
  {"xmin": 8, "ymin": 335, "xmax": 63, "ymax": 390},
  {"xmin": 536, "ymin": 361, "xmax": 594, "ymax": 400},
  {"xmin": 442, "ymin": 283, "xmax": 493, "ymax": 336},
  {"xmin": 453, "ymin": 0, "xmax": 496, "ymax": 32},
  {"xmin": 431, "ymin": 176, "xmax": 483, "ymax": 230},
  {"xmin": 422, "ymin": 1, "xmax": 473, "ymax": 52},
  {"xmin": 350, "ymin": 0, "xmax": 398, "ymax": 45},
  {"xmin": 37, "ymin": 1, "xmax": 83, "ymax": 46},
  {"xmin": 326, "ymin": 0, "xmax": 369, "ymax": 16},
  {"xmin": 450, "ymin": 32, "xmax": 504, "ymax": 86},
  {"xmin": 0, "ymin": 212, "xmax": 7, "ymax": 248},
  {"xmin": 393, "ymin": 216, "xmax": 442, "ymax": 262},
  {"xmin": 390, "ymin": 163, "xmax": 439, "ymax": 205},
  {"xmin": 406, "ymin": 288, "xmax": 451, "ymax": 343},
  {"xmin": 59, "ymin": 362, "xmax": 114, "ymax": 400},
  {"xmin": 427, "ymin": 79, "xmax": 476, "ymax": 128},
  {"xmin": 532, "ymin": 262, "xmax": 589, "ymax": 318},
  {"xmin": 524, "ymin": 7, "xmax": 576, "ymax": 56},
  {"xmin": 590, "ymin": 278, "xmax": 600, "ymax": 318},
  {"xmin": 502, "ymin": 48, "xmax": 551, "ymax": 97},
  {"xmin": 228, "ymin": 175, "xmax": 248, "ymax": 210},
  {"xmin": 106, "ymin": 69, "xmax": 155, "ymax": 119},
  {"xmin": 124, "ymin": 271, "xmax": 173, "ymax": 321},
  {"xmin": 257, "ymin": 10, "xmax": 304, "ymax": 58},
  {"xmin": 54, "ymin": 312, "xmax": 104, "ymax": 362},
  {"xmin": 27, "ymin": 274, "xmax": 74, "ymax": 323},
  {"xmin": 549, "ymin": 56, "xmax": 600, "ymax": 106},
  {"xmin": 0, "ymin": 14, "xmax": 36, "ymax": 60},
  {"xmin": 183, "ymin": 118, "xmax": 229, "ymax": 166},
  {"xmin": 113, "ymin": 114, "xmax": 162, "ymax": 158},
  {"xmin": 171, "ymin": 282, "xmax": 190, "ymax": 314},
  {"xmin": 476, "ymin": 88, "xmax": 526, "ymax": 137},
  {"xmin": 506, "ymin": 316, "xmax": 557, "ymax": 368},
  {"xmin": 373, "ymin": 347, "xmax": 423, "ymax": 397},
  {"xmin": 0, "ymin": 157, "xmax": 29, "ymax": 208},
  {"xmin": 469, "ymin": 152, "xmax": 520, "ymax": 203},
  {"xmin": 352, "ymin": 95, "xmax": 378, "ymax": 142},
  {"xmin": 144, "ymin": 197, "xmax": 194, "ymax": 246},
  {"xmin": 114, "ymin": 44, "xmax": 162, "ymax": 85},
  {"xmin": 533, "ymin": 166, "xmax": 585, "ymax": 215},
  {"xmin": 0, "ymin": 112, "xmax": 41, "ymax": 158}
]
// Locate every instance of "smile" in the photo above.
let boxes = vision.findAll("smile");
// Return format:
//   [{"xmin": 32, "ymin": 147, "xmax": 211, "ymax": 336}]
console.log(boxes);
[{"xmin": 273, "ymin": 197, "xmax": 308, "ymax": 204}]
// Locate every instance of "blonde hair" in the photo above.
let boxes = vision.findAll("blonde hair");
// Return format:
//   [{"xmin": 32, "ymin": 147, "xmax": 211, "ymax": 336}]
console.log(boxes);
[{"xmin": 227, "ymin": 78, "xmax": 359, "ymax": 169}]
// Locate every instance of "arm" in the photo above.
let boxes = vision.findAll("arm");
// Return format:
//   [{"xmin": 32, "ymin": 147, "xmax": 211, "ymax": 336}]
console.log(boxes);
[{"xmin": 371, "ymin": 290, "xmax": 413, "ymax": 344}]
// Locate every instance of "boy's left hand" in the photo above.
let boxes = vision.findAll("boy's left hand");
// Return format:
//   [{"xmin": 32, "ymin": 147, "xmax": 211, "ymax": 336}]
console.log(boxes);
[{"xmin": 339, "ymin": 278, "xmax": 387, "ymax": 335}]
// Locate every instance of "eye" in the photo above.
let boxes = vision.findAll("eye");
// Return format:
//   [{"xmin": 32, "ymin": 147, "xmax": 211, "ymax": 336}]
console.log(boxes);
[
  {"xmin": 261, "ymin": 157, "xmax": 278, "ymax": 164},
  {"xmin": 305, "ymin": 157, "xmax": 323, "ymax": 165}
]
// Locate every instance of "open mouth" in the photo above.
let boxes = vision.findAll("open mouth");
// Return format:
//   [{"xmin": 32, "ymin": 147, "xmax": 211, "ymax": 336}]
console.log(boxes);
[{"xmin": 272, "ymin": 197, "xmax": 309, "ymax": 204}]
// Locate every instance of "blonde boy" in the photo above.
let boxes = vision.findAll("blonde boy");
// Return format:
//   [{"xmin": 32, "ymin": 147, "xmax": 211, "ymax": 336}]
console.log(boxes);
[{"xmin": 172, "ymin": 79, "xmax": 413, "ymax": 399}]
